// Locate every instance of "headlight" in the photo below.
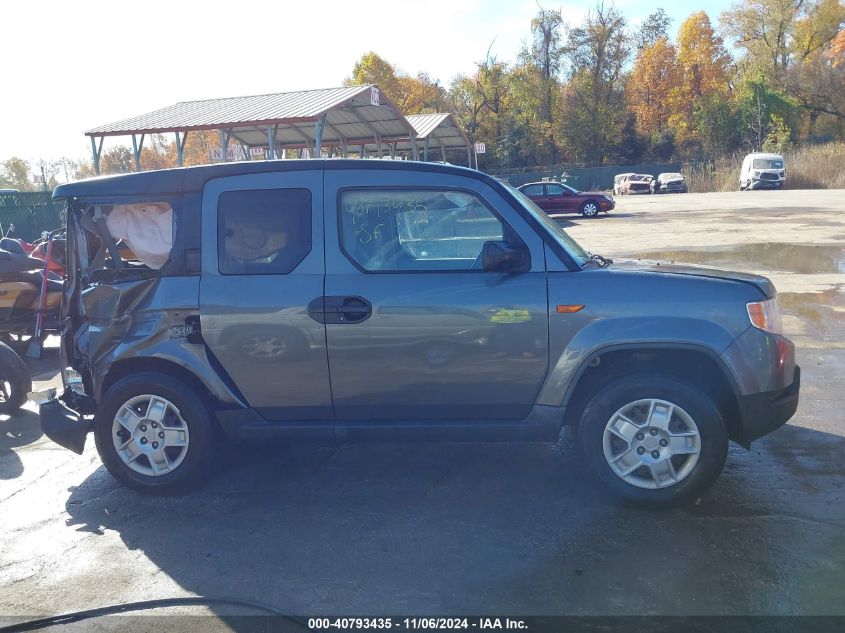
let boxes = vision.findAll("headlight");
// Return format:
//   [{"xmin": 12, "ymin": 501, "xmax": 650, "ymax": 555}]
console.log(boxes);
[
  {"xmin": 747, "ymin": 298, "xmax": 783, "ymax": 334},
  {"xmin": 62, "ymin": 367, "xmax": 86, "ymax": 396}
]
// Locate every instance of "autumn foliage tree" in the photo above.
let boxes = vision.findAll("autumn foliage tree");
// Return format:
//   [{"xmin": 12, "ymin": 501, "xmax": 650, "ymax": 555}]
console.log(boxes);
[{"xmin": 628, "ymin": 37, "xmax": 680, "ymax": 136}]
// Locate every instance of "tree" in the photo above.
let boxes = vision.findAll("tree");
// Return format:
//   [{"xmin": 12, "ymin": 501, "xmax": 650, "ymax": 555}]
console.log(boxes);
[
  {"xmin": 736, "ymin": 75, "xmax": 799, "ymax": 148},
  {"xmin": 721, "ymin": 0, "xmax": 845, "ymax": 76},
  {"xmin": 628, "ymin": 37, "xmax": 680, "ymax": 136},
  {"xmin": 99, "ymin": 146, "xmax": 134, "ymax": 175},
  {"xmin": 669, "ymin": 11, "xmax": 733, "ymax": 153},
  {"xmin": 561, "ymin": 4, "xmax": 631, "ymax": 164},
  {"xmin": 526, "ymin": 7, "xmax": 565, "ymax": 126},
  {"xmin": 636, "ymin": 8, "xmax": 672, "ymax": 51},
  {"xmin": 830, "ymin": 28, "xmax": 845, "ymax": 65},
  {"xmin": 763, "ymin": 113, "xmax": 793, "ymax": 150},
  {"xmin": 0, "ymin": 158, "xmax": 34, "ymax": 191},
  {"xmin": 346, "ymin": 52, "xmax": 402, "ymax": 101}
]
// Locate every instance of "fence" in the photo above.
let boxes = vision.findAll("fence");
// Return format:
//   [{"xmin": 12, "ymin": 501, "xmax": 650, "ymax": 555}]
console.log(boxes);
[
  {"xmin": 0, "ymin": 191, "xmax": 66, "ymax": 242},
  {"xmin": 493, "ymin": 163, "xmax": 683, "ymax": 190}
]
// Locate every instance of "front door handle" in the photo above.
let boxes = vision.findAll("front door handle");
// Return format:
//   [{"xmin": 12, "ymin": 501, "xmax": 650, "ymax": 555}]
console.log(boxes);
[{"xmin": 308, "ymin": 296, "xmax": 372, "ymax": 324}]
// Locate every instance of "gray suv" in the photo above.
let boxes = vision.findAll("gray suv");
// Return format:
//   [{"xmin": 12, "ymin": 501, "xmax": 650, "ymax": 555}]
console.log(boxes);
[{"xmin": 39, "ymin": 160, "xmax": 799, "ymax": 505}]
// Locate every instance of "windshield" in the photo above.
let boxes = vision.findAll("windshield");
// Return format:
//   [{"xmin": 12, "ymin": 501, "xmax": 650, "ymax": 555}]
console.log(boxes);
[
  {"xmin": 661, "ymin": 173, "xmax": 683, "ymax": 180},
  {"xmin": 752, "ymin": 158, "xmax": 784, "ymax": 169},
  {"xmin": 503, "ymin": 182, "xmax": 590, "ymax": 267},
  {"xmin": 562, "ymin": 183, "xmax": 579, "ymax": 194}
]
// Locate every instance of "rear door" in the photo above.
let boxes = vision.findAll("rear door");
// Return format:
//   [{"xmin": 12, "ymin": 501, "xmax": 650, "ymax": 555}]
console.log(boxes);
[
  {"xmin": 199, "ymin": 171, "xmax": 332, "ymax": 420},
  {"xmin": 323, "ymin": 169, "xmax": 549, "ymax": 422}
]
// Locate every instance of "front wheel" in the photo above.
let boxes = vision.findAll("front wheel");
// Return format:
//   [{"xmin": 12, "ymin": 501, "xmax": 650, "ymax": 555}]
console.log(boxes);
[
  {"xmin": 580, "ymin": 201, "xmax": 600, "ymax": 218},
  {"xmin": 577, "ymin": 374, "xmax": 728, "ymax": 506},
  {"xmin": 93, "ymin": 372, "xmax": 216, "ymax": 494}
]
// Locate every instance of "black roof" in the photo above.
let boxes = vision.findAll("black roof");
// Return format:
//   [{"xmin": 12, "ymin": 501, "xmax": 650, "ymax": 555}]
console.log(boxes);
[{"xmin": 53, "ymin": 159, "xmax": 483, "ymax": 199}]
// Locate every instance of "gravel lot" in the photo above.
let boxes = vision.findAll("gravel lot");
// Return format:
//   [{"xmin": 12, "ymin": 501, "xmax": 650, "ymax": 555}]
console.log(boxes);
[{"xmin": 1, "ymin": 189, "xmax": 843, "ymax": 627}]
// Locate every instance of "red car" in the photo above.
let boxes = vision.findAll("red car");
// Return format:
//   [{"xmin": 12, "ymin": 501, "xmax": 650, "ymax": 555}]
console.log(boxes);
[
  {"xmin": 517, "ymin": 181, "xmax": 615, "ymax": 218},
  {"xmin": 617, "ymin": 173, "xmax": 653, "ymax": 195}
]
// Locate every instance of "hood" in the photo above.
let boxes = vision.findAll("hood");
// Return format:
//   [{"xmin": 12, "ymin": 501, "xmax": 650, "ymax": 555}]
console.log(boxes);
[
  {"xmin": 611, "ymin": 259, "xmax": 775, "ymax": 298},
  {"xmin": 660, "ymin": 177, "xmax": 685, "ymax": 183}
]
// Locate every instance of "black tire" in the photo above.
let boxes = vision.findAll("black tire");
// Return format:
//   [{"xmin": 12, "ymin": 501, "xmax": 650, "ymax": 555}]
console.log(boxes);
[
  {"xmin": 93, "ymin": 372, "xmax": 216, "ymax": 494},
  {"xmin": 577, "ymin": 373, "xmax": 728, "ymax": 507},
  {"xmin": 0, "ymin": 341, "xmax": 31, "ymax": 412},
  {"xmin": 580, "ymin": 201, "xmax": 600, "ymax": 218}
]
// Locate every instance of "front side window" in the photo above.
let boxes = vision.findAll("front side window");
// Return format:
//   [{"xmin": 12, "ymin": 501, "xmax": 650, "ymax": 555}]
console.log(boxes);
[
  {"xmin": 339, "ymin": 189, "xmax": 507, "ymax": 272},
  {"xmin": 218, "ymin": 188, "xmax": 311, "ymax": 275},
  {"xmin": 545, "ymin": 184, "xmax": 565, "ymax": 196}
]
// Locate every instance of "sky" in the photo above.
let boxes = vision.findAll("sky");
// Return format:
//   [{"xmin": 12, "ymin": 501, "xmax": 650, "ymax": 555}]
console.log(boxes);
[{"xmin": 0, "ymin": 0, "xmax": 735, "ymax": 165}]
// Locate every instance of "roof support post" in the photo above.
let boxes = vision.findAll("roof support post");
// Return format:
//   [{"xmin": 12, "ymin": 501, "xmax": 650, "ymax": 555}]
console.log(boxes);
[
  {"xmin": 131, "ymin": 133, "xmax": 145, "ymax": 171},
  {"xmin": 359, "ymin": 144, "xmax": 366, "ymax": 159},
  {"xmin": 391, "ymin": 142, "xmax": 396, "ymax": 159},
  {"xmin": 175, "ymin": 131, "xmax": 188, "ymax": 166},
  {"xmin": 410, "ymin": 133, "xmax": 419, "ymax": 161},
  {"xmin": 90, "ymin": 136, "xmax": 104, "ymax": 175},
  {"xmin": 314, "ymin": 113, "xmax": 327, "ymax": 158},
  {"xmin": 342, "ymin": 141, "xmax": 348, "ymax": 158},
  {"xmin": 466, "ymin": 143, "xmax": 472, "ymax": 168},
  {"xmin": 220, "ymin": 129, "xmax": 231, "ymax": 162},
  {"xmin": 423, "ymin": 137, "xmax": 430, "ymax": 162},
  {"xmin": 267, "ymin": 126, "xmax": 277, "ymax": 160},
  {"xmin": 376, "ymin": 136, "xmax": 382, "ymax": 158}
]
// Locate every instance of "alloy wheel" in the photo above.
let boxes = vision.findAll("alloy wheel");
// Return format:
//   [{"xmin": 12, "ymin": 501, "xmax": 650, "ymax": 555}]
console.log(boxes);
[
  {"xmin": 602, "ymin": 398, "xmax": 701, "ymax": 489},
  {"xmin": 111, "ymin": 394, "xmax": 190, "ymax": 476}
]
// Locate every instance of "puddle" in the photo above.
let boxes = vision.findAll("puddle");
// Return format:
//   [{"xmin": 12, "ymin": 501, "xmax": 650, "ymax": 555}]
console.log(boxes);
[{"xmin": 628, "ymin": 242, "xmax": 845, "ymax": 274}]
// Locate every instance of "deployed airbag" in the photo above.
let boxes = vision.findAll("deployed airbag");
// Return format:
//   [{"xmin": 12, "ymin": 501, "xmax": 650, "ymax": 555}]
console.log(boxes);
[{"xmin": 105, "ymin": 202, "xmax": 173, "ymax": 269}]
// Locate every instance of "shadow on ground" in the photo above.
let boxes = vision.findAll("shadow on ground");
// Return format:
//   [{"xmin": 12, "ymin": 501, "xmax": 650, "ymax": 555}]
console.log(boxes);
[
  {"xmin": 61, "ymin": 423, "xmax": 845, "ymax": 621},
  {"xmin": 0, "ymin": 409, "xmax": 42, "ymax": 480}
]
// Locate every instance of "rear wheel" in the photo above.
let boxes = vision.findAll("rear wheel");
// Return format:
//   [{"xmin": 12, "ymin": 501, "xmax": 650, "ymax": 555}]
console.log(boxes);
[
  {"xmin": 0, "ymin": 342, "xmax": 31, "ymax": 412},
  {"xmin": 94, "ymin": 372, "xmax": 216, "ymax": 494},
  {"xmin": 580, "ymin": 201, "xmax": 600, "ymax": 218},
  {"xmin": 577, "ymin": 374, "xmax": 728, "ymax": 506}
]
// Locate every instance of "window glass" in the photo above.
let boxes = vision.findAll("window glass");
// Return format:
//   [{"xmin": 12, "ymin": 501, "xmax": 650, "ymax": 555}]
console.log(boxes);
[
  {"xmin": 752, "ymin": 158, "xmax": 784, "ymax": 170},
  {"xmin": 546, "ymin": 184, "xmax": 566, "ymax": 195},
  {"xmin": 339, "ymin": 189, "xmax": 505, "ymax": 272},
  {"xmin": 521, "ymin": 184, "xmax": 543, "ymax": 196},
  {"xmin": 218, "ymin": 188, "xmax": 311, "ymax": 275}
]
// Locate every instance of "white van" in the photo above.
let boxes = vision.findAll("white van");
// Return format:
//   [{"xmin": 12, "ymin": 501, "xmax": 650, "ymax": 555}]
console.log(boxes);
[{"xmin": 740, "ymin": 153, "xmax": 785, "ymax": 190}]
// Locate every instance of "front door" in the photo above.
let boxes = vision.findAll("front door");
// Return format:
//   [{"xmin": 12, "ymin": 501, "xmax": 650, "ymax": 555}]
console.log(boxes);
[
  {"xmin": 199, "ymin": 171, "xmax": 332, "ymax": 420},
  {"xmin": 545, "ymin": 183, "xmax": 575, "ymax": 212},
  {"xmin": 323, "ymin": 169, "xmax": 550, "ymax": 421}
]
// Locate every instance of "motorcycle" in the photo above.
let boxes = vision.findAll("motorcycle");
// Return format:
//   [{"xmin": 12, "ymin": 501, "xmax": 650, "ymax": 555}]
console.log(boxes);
[{"xmin": 0, "ymin": 236, "xmax": 63, "ymax": 353}]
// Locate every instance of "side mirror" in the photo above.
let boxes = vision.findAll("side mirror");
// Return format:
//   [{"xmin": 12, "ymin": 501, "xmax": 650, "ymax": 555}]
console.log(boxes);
[{"xmin": 481, "ymin": 241, "xmax": 530, "ymax": 274}]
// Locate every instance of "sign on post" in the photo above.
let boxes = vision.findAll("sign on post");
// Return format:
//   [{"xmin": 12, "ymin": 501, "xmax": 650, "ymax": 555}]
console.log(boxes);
[
  {"xmin": 371, "ymin": 87, "xmax": 380, "ymax": 106},
  {"xmin": 474, "ymin": 142, "xmax": 486, "ymax": 154}
]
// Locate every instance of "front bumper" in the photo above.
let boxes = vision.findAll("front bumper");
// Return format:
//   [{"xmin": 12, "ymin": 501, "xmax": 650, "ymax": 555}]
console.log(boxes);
[
  {"xmin": 750, "ymin": 178, "xmax": 784, "ymax": 189},
  {"xmin": 37, "ymin": 392, "xmax": 92, "ymax": 455},
  {"xmin": 736, "ymin": 365, "xmax": 800, "ymax": 445},
  {"xmin": 601, "ymin": 199, "xmax": 615, "ymax": 211}
]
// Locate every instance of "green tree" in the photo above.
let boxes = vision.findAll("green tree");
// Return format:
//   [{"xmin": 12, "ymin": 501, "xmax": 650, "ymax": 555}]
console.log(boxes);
[
  {"xmin": 636, "ymin": 8, "xmax": 673, "ymax": 51},
  {"xmin": 0, "ymin": 158, "xmax": 34, "ymax": 191},
  {"xmin": 763, "ymin": 113, "xmax": 793, "ymax": 151},
  {"xmin": 736, "ymin": 75, "xmax": 800, "ymax": 148},
  {"xmin": 561, "ymin": 4, "xmax": 630, "ymax": 164}
]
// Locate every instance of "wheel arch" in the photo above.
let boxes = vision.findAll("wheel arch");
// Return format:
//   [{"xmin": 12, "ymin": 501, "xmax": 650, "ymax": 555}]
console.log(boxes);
[{"xmin": 559, "ymin": 344, "xmax": 744, "ymax": 444}]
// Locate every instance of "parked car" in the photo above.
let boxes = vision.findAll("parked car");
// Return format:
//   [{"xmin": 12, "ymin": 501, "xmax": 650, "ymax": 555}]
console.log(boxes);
[
  {"xmin": 651, "ymin": 173, "xmax": 688, "ymax": 194},
  {"xmin": 37, "ymin": 160, "xmax": 799, "ymax": 506},
  {"xmin": 613, "ymin": 173, "xmax": 634, "ymax": 195},
  {"xmin": 517, "ymin": 181, "xmax": 614, "ymax": 218},
  {"xmin": 618, "ymin": 174, "xmax": 653, "ymax": 195},
  {"xmin": 740, "ymin": 153, "xmax": 786, "ymax": 190}
]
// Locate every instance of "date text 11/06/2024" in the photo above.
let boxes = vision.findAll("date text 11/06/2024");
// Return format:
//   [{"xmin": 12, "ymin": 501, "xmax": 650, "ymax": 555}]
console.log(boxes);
[{"xmin": 308, "ymin": 618, "xmax": 528, "ymax": 630}]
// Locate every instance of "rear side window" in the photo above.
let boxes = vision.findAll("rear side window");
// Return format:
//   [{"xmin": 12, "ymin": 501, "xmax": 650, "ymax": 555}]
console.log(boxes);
[
  {"xmin": 217, "ymin": 188, "xmax": 311, "ymax": 275},
  {"xmin": 521, "ymin": 184, "xmax": 543, "ymax": 196},
  {"xmin": 339, "ymin": 189, "xmax": 507, "ymax": 272}
]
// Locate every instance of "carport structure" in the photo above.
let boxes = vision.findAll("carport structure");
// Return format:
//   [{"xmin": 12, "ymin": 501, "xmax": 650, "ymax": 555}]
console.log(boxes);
[
  {"xmin": 399, "ymin": 113, "xmax": 473, "ymax": 165},
  {"xmin": 85, "ymin": 85, "xmax": 465, "ymax": 174}
]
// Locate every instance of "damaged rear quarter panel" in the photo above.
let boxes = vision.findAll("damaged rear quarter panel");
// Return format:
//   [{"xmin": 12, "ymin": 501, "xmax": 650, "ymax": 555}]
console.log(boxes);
[{"xmin": 79, "ymin": 276, "xmax": 243, "ymax": 406}]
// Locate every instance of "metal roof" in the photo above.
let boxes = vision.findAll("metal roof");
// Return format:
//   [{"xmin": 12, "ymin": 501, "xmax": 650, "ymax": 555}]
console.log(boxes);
[
  {"xmin": 85, "ymin": 85, "xmax": 415, "ymax": 147},
  {"xmin": 405, "ymin": 113, "xmax": 470, "ymax": 146}
]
